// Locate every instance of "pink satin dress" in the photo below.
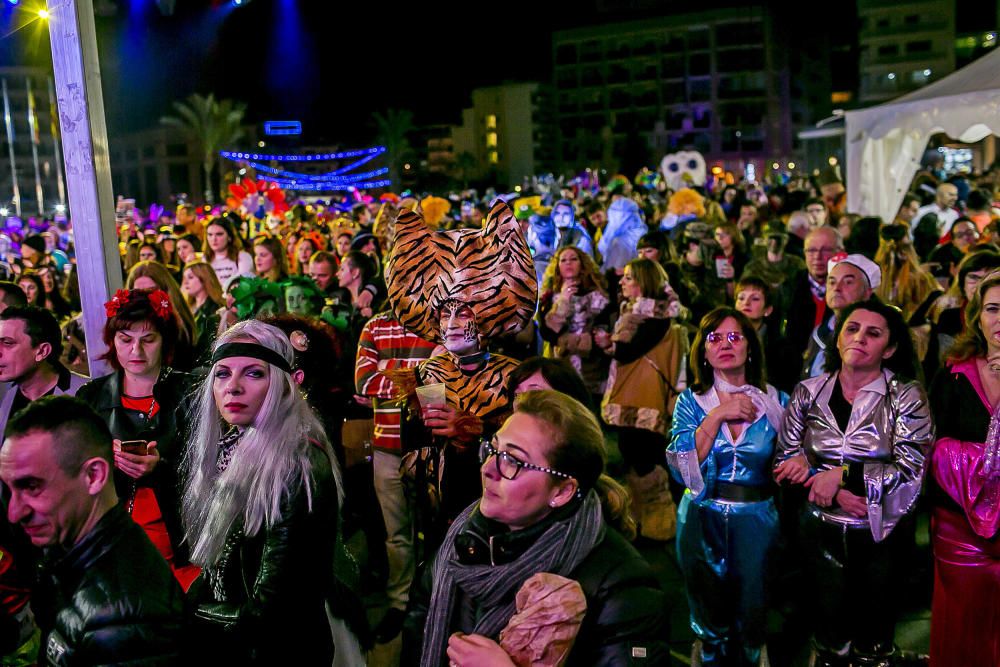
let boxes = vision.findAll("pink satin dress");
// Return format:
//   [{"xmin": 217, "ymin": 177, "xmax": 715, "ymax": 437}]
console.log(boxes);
[{"xmin": 928, "ymin": 358, "xmax": 1000, "ymax": 666}]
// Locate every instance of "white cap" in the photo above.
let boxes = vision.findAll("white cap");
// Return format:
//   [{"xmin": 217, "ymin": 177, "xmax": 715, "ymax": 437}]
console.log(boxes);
[{"xmin": 828, "ymin": 253, "xmax": 881, "ymax": 290}]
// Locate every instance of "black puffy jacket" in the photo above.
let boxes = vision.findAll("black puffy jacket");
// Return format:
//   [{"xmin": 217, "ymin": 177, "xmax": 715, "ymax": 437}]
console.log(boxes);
[
  {"xmin": 33, "ymin": 505, "xmax": 185, "ymax": 665},
  {"xmin": 403, "ymin": 505, "xmax": 670, "ymax": 666},
  {"xmin": 76, "ymin": 369, "xmax": 194, "ymax": 565},
  {"xmin": 186, "ymin": 442, "xmax": 339, "ymax": 665}
]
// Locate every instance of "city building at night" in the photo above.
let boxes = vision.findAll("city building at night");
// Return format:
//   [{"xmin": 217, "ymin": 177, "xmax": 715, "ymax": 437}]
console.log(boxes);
[
  {"xmin": 449, "ymin": 82, "xmax": 550, "ymax": 187},
  {"xmin": 550, "ymin": 8, "xmax": 826, "ymax": 176},
  {"xmin": 857, "ymin": 0, "xmax": 957, "ymax": 104}
]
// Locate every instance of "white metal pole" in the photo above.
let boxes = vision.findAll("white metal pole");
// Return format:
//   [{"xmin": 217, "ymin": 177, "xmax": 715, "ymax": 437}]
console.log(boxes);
[{"xmin": 46, "ymin": 0, "xmax": 120, "ymax": 377}]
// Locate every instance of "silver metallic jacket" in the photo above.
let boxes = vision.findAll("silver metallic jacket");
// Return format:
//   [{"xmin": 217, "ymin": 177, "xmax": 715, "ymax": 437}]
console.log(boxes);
[{"xmin": 776, "ymin": 370, "xmax": 934, "ymax": 541}]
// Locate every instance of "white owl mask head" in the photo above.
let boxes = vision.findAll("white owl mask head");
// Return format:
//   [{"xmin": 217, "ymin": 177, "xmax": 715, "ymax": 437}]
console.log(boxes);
[{"xmin": 660, "ymin": 151, "xmax": 707, "ymax": 191}]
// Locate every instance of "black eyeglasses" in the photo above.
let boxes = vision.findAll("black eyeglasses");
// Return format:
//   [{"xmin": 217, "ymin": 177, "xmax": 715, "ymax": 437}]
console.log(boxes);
[
  {"xmin": 479, "ymin": 438, "xmax": 574, "ymax": 482},
  {"xmin": 706, "ymin": 331, "xmax": 745, "ymax": 345}
]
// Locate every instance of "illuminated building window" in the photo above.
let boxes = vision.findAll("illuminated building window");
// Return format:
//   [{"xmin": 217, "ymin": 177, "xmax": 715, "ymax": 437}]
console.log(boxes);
[
  {"xmin": 486, "ymin": 114, "xmax": 497, "ymax": 129},
  {"xmin": 489, "ymin": 151, "xmax": 498, "ymax": 164},
  {"xmin": 831, "ymin": 91, "xmax": 852, "ymax": 103},
  {"xmin": 486, "ymin": 132, "xmax": 497, "ymax": 148}
]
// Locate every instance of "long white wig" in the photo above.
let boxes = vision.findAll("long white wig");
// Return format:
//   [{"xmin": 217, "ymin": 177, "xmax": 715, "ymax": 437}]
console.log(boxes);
[{"xmin": 181, "ymin": 319, "xmax": 343, "ymax": 567}]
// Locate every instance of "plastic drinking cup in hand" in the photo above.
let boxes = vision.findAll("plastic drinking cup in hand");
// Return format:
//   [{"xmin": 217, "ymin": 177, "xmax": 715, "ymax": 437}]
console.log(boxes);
[{"xmin": 416, "ymin": 383, "xmax": 447, "ymax": 409}]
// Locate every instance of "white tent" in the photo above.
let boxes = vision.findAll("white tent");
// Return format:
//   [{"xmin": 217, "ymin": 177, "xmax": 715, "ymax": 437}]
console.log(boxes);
[{"xmin": 845, "ymin": 48, "xmax": 1000, "ymax": 223}]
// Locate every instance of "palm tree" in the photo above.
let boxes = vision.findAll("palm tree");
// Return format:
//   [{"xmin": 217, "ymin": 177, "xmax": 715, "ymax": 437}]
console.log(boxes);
[
  {"xmin": 161, "ymin": 93, "xmax": 246, "ymax": 204},
  {"xmin": 372, "ymin": 109, "xmax": 415, "ymax": 189}
]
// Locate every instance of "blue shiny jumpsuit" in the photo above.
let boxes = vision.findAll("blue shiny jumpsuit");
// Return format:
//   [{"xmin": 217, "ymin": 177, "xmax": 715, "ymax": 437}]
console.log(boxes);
[{"xmin": 667, "ymin": 385, "xmax": 788, "ymax": 666}]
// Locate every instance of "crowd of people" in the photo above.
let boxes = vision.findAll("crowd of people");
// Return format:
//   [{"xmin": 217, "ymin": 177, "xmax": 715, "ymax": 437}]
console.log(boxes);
[{"xmin": 0, "ymin": 161, "xmax": 997, "ymax": 666}]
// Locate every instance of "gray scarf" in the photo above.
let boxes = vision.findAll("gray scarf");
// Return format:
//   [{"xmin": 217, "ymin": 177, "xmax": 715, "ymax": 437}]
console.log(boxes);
[{"xmin": 421, "ymin": 490, "xmax": 605, "ymax": 667}]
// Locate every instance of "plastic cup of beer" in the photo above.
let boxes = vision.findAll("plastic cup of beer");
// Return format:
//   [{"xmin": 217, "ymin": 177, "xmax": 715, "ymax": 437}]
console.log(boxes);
[{"xmin": 416, "ymin": 383, "xmax": 447, "ymax": 409}]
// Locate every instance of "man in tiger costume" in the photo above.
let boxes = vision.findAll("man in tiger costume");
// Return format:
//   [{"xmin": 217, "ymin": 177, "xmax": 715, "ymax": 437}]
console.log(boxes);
[{"xmin": 384, "ymin": 199, "xmax": 537, "ymax": 522}]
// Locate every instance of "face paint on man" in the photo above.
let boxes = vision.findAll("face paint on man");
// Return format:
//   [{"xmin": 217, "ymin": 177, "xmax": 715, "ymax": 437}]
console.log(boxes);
[{"xmin": 439, "ymin": 300, "xmax": 481, "ymax": 356}]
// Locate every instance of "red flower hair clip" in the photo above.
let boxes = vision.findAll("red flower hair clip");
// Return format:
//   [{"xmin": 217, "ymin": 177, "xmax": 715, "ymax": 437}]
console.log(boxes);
[
  {"xmin": 104, "ymin": 289, "xmax": 131, "ymax": 318},
  {"xmin": 149, "ymin": 289, "xmax": 173, "ymax": 320}
]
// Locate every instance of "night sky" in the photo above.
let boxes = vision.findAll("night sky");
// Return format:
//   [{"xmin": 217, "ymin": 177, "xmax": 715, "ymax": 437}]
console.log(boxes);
[{"xmin": 1, "ymin": 0, "xmax": 873, "ymax": 146}]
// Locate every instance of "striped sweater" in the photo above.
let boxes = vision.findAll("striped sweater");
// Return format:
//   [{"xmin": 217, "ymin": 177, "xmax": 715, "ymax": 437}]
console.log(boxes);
[{"xmin": 354, "ymin": 313, "xmax": 439, "ymax": 453}]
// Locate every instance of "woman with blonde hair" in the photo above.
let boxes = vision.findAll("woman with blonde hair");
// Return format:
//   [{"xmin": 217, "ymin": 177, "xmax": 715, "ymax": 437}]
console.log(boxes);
[
  {"xmin": 405, "ymin": 390, "xmax": 668, "ymax": 665},
  {"xmin": 127, "ymin": 260, "xmax": 198, "ymax": 370},
  {"xmin": 183, "ymin": 320, "xmax": 342, "ymax": 664},
  {"xmin": 538, "ymin": 246, "xmax": 610, "ymax": 401},
  {"xmin": 595, "ymin": 257, "xmax": 687, "ymax": 541},
  {"xmin": 927, "ymin": 270, "xmax": 1000, "ymax": 666},
  {"xmin": 181, "ymin": 261, "xmax": 224, "ymax": 365},
  {"xmin": 874, "ymin": 224, "xmax": 941, "ymax": 320}
]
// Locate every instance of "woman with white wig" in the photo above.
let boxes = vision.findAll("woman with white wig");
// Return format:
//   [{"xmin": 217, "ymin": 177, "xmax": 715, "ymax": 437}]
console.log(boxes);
[{"xmin": 183, "ymin": 319, "xmax": 343, "ymax": 664}]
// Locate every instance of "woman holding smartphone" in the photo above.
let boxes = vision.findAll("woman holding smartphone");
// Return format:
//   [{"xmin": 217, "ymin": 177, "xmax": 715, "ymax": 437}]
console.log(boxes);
[{"xmin": 76, "ymin": 288, "xmax": 198, "ymax": 588}]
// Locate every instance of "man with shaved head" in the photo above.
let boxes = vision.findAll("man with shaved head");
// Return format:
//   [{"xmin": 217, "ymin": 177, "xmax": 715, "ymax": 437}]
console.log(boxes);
[{"xmin": 914, "ymin": 183, "xmax": 959, "ymax": 238}]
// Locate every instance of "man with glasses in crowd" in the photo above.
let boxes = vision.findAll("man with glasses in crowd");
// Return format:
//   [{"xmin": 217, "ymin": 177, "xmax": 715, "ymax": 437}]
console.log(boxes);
[{"xmin": 785, "ymin": 227, "xmax": 844, "ymax": 370}]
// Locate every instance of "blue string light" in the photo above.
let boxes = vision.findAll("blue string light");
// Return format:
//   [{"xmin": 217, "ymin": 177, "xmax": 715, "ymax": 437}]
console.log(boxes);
[
  {"xmin": 244, "ymin": 161, "xmax": 388, "ymax": 183},
  {"xmin": 264, "ymin": 178, "xmax": 393, "ymax": 192},
  {"xmin": 219, "ymin": 146, "xmax": 385, "ymax": 162},
  {"xmin": 327, "ymin": 151, "xmax": 381, "ymax": 176}
]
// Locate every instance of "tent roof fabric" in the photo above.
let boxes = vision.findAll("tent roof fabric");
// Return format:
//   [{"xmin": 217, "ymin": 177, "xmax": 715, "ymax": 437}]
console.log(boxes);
[
  {"xmin": 845, "ymin": 49, "xmax": 1000, "ymax": 222},
  {"xmin": 892, "ymin": 47, "xmax": 1000, "ymax": 105}
]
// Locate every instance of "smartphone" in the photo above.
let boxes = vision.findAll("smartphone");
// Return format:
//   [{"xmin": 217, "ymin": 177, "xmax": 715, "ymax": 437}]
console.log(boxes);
[
  {"xmin": 715, "ymin": 257, "xmax": 730, "ymax": 279},
  {"xmin": 120, "ymin": 439, "xmax": 148, "ymax": 455}
]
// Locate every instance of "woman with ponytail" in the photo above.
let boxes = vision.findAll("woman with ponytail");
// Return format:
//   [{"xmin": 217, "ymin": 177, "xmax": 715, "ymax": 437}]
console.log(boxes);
[
  {"xmin": 404, "ymin": 390, "xmax": 668, "ymax": 667},
  {"xmin": 668, "ymin": 306, "xmax": 788, "ymax": 666}
]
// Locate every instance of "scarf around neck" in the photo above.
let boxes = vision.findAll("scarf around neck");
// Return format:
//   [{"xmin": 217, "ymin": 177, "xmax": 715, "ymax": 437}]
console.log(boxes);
[
  {"xmin": 713, "ymin": 372, "xmax": 784, "ymax": 430},
  {"xmin": 420, "ymin": 491, "xmax": 605, "ymax": 667}
]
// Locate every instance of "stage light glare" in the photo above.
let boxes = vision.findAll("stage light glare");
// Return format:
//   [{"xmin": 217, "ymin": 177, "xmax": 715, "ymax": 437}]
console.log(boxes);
[
  {"xmin": 0, "ymin": 208, "xmax": 7, "ymax": 217},
  {"xmin": 37, "ymin": 8, "xmax": 49, "ymax": 18}
]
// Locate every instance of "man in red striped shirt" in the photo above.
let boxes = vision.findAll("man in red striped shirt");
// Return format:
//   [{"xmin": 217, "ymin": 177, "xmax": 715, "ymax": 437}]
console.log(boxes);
[{"xmin": 355, "ymin": 312, "xmax": 440, "ymax": 643}]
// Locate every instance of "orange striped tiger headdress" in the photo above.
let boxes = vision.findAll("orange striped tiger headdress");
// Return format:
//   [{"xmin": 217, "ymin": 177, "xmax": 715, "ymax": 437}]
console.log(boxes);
[{"xmin": 385, "ymin": 199, "xmax": 537, "ymax": 343}]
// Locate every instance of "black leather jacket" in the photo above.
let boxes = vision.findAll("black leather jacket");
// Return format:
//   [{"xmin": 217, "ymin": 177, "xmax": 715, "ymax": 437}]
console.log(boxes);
[
  {"xmin": 403, "ymin": 506, "xmax": 670, "ymax": 666},
  {"xmin": 33, "ymin": 505, "xmax": 185, "ymax": 665},
  {"xmin": 76, "ymin": 369, "xmax": 194, "ymax": 565},
  {"xmin": 187, "ymin": 442, "xmax": 339, "ymax": 665}
]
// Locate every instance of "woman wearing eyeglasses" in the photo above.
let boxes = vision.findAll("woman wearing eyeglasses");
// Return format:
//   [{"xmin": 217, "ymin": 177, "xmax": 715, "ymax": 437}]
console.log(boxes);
[
  {"xmin": 774, "ymin": 299, "xmax": 932, "ymax": 666},
  {"xmin": 668, "ymin": 306, "xmax": 787, "ymax": 666},
  {"xmin": 404, "ymin": 390, "xmax": 668, "ymax": 667}
]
